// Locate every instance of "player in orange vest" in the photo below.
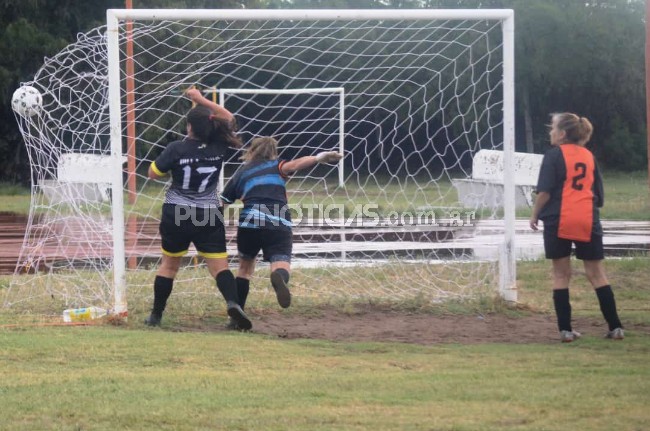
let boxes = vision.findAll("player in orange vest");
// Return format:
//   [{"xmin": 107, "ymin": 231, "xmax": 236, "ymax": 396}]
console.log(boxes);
[{"xmin": 530, "ymin": 113, "xmax": 624, "ymax": 342}]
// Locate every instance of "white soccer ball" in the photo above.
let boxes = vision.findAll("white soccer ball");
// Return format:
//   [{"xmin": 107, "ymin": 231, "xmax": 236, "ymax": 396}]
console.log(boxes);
[{"xmin": 11, "ymin": 85, "xmax": 43, "ymax": 117}]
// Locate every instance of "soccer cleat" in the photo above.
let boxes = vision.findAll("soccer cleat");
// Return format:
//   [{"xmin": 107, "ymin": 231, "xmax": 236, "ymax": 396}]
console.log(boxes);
[
  {"xmin": 605, "ymin": 327, "xmax": 625, "ymax": 340},
  {"xmin": 560, "ymin": 330, "xmax": 581, "ymax": 343},
  {"xmin": 144, "ymin": 313, "xmax": 162, "ymax": 327},
  {"xmin": 226, "ymin": 301, "xmax": 252, "ymax": 331},
  {"xmin": 224, "ymin": 317, "xmax": 240, "ymax": 331},
  {"xmin": 270, "ymin": 271, "xmax": 291, "ymax": 308}
]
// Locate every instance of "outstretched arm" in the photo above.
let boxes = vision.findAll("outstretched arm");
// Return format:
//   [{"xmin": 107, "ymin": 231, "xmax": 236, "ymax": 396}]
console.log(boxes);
[
  {"xmin": 185, "ymin": 88, "xmax": 234, "ymax": 122},
  {"xmin": 281, "ymin": 151, "xmax": 342, "ymax": 175}
]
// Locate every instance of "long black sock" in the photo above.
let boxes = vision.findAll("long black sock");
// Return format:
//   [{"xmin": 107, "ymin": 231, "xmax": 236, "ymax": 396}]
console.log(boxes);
[
  {"xmin": 273, "ymin": 268, "xmax": 290, "ymax": 284},
  {"xmin": 152, "ymin": 275, "xmax": 174, "ymax": 317},
  {"xmin": 216, "ymin": 270, "xmax": 238, "ymax": 304},
  {"xmin": 236, "ymin": 277, "xmax": 250, "ymax": 309},
  {"xmin": 553, "ymin": 288, "xmax": 572, "ymax": 332},
  {"xmin": 595, "ymin": 285, "xmax": 623, "ymax": 331}
]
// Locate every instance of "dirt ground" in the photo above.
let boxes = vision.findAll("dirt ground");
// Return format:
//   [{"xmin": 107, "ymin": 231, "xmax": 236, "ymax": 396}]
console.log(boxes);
[{"xmin": 170, "ymin": 304, "xmax": 649, "ymax": 344}]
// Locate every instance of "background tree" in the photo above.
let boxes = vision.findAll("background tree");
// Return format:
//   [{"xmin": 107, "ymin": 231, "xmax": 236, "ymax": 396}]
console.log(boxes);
[{"xmin": 2, "ymin": 0, "xmax": 647, "ymax": 183}]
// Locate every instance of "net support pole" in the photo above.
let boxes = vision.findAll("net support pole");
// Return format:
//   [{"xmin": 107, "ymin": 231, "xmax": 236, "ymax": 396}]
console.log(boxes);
[
  {"xmin": 500, "ymin": 11, "xmax": 517, "ymax": 303},
  {"xmin": 338, "ymin": 89, "xmax": 345, "ymax": 188},
  {"xmin": 107, "ymin": 10, "xmax": 128, "ymax": 317}
]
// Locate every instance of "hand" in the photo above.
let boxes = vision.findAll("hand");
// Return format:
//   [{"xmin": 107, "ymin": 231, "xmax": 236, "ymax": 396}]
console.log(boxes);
[
  {"xmin": 315, "ymin": 151, "xmax": 343, "ymax": 164},
  {"xmin": 185, "ymin": 88, "xmax": 204, "ymax": 103},
  {"xmin": 529, "ymin": 217, "xmax": 539, "ymax": 231}
]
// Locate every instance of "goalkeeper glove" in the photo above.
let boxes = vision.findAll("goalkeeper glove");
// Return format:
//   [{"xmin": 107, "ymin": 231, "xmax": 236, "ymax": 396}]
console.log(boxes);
[{"xmin": 315, "ymin": 151, "xmax": 343, "ymax": 164}]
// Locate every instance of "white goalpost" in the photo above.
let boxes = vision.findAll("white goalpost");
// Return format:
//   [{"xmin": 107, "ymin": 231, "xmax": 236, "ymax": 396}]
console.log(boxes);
[{"xmin": 5, "ymin": 8, "xmax": 516, "ymax": 319}]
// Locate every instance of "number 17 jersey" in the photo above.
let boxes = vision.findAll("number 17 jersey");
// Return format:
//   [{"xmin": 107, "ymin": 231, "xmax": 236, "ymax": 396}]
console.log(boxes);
[
  {"xmin": 151, "ymin": 137, "xmax": 231, "ymax": 207},
  {"xmin": 536, "ymin": 143, "xmax": 604, "ymax": 242}
]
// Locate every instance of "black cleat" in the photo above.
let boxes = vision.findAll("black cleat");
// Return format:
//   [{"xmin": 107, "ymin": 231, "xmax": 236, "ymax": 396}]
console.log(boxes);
[
  {"xmin": 226, "ymin": 301, "xmax": 252, "ymax": 331},
  {"xmin": 225, "ymin": 317, "xmax": 240, "ymax": 331},
  {"xmin": 270, "ymin": 272, "xmax": 291, "ymax": 309},
  {"xmin": 144, "ymin": 313, "xmax": 162, "ymax": 327}
]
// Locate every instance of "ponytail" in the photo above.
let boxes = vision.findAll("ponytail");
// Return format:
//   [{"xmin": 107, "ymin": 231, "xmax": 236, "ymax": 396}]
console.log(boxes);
[
  {"xmin": 187, "ymin": 106, "xmax": 243, "ymax": 149},
  {"xmin": 551, "ymin": 112, "xmax": 593, "ymax": 146},
  {"xmin": 209, "ymin": 116, "xmax": 243, "ymax": 149}
]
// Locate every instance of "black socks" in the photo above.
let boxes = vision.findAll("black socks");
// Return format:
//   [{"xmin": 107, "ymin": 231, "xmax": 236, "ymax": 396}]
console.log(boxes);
[
  {"xmin": 216, "ymin": 270, "xmax": 238, "ymax": 304},
  {"xmin": 236, "ymin": 277, "xmax": 250, "ymax": 309},
  {"xmin": 553, "ymin": 288, "xmax": 572, "ymax": 332},
  {"xmin": 595, "ymin": 285, "xmax": 623, "ymax": 331},
  {"xmin": 152, "ymin": 275, "xmax": 174, "ymax": 317},
  {"xmin": 273, "ymin": 268, "xmax": 290, "ymax": 284}
]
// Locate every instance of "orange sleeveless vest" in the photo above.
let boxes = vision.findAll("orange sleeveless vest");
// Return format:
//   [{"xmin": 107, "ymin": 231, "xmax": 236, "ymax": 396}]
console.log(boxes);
[{"xmin": 558, "ymin": 144, "xmax": 595, "ymax": 242}]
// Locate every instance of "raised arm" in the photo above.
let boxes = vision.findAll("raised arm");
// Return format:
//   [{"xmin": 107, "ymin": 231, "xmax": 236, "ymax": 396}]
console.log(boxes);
[
  {"xmin": 185, "ymin": 88, "xmax": 234, "ymax": 122},
  {"xmin": 281, "ymin": 151, "xmax": 342, "ymax": 175}
]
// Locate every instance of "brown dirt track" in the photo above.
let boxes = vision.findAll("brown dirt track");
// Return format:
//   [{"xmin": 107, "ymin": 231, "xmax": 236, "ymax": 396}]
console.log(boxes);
[{"xmin": 168, "ymin": 304, "xmax": 650, "ymax": 344}]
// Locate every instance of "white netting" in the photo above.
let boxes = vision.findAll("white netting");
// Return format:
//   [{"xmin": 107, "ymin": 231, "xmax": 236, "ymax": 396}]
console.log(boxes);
[{"xmin": 5, "ymin": 12, "xmax": 511, "ymax": 315}]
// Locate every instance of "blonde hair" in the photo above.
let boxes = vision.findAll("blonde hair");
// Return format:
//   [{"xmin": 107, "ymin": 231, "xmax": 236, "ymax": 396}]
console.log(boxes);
[
  {"xmin": 240, "ymin": 136, "xmax": 278, "ymax": 162},
  {"xmin": 551, "ymin": 112, "xmax": 593, "ymax": 146}
]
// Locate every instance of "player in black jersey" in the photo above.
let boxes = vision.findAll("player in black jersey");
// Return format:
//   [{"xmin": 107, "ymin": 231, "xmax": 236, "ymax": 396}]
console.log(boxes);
[
  {"xmin": 144, "ymin": 88, "xmax": 252, "ymax": 330},
  {"xmin": 221, "ymin": 136, "xmax": 342, "ymax": 329}
]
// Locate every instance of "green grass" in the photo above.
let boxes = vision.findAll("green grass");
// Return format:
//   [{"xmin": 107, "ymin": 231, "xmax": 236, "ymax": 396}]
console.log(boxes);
[
  {"xmin": 1, "ymin": 327, "xmax": 648, "ymax": 431},
  {"xmin": 517, "ymin": 256, "xmax": 650, "ymax": 325},
  {"xmin": 0, "ymin": 181, "xmax": 32, "ymax": 214},
  {"xmin": 1, "ymin": 257, "xmax": 649, "ymax": 430}
]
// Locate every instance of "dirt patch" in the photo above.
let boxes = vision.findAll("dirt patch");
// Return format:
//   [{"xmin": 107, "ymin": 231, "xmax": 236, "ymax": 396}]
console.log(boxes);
[{"xmin": 169, "ymin": 304, "xmax": 649, "ymax": 344}]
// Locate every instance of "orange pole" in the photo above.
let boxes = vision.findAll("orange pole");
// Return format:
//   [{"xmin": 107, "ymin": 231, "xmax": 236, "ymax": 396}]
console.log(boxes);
[
  {"xmin": 646, "ymin": 0, "xmax": 650, "ymax": 192},
  {"xmin": 126, "ymin": 0, "xmax": 136, "ymax": 205}
]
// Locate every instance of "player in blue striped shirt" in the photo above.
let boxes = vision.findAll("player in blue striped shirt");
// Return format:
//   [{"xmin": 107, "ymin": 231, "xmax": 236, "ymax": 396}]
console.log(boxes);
[{"xmin": 221, "ymin": 137, "xmax": 342, "ymax": 329}]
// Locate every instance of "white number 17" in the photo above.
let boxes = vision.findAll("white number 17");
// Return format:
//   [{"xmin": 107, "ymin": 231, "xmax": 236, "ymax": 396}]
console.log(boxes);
[{"xmin": 182, "ymin": 166, "xmax": 218, "ymax": 193}]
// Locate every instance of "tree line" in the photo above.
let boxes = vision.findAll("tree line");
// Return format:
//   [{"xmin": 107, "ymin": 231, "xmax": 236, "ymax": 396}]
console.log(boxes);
[{"xmin": 1, "ymin": 0, "xmax": 646, "ymax": 183}]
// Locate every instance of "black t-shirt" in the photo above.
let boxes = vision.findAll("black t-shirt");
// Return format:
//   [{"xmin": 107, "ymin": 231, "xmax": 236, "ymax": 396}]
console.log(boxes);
[
  {"xmin": 152, "ymin": 137, "xmax": 231, "ymax": 207},
  {"xmin": 536, "ymin": 145, "xmax": 604, "ymax": 231}
]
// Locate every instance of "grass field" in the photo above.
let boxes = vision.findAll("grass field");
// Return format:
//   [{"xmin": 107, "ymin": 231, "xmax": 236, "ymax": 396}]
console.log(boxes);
[
  {"xmin": 1, "ymin": 257, "xmax": 649, "ymax": 430},
  {"xmin": 0, "ymin": 171, "xmax": 648, "ymax": 430}
]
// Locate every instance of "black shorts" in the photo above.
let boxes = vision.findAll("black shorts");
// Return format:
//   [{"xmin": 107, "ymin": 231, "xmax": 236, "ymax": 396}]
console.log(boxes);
[
  {"xmin": 543, "ymin": 224, "xmax": 604, "ymax": 261},
  {"xmin": 237, "ymin": 227, "xmax": 292, "ymax": 263},
  {"xmin": 159, "ymin": 204, "xmax": 227, "ymax": 258}
]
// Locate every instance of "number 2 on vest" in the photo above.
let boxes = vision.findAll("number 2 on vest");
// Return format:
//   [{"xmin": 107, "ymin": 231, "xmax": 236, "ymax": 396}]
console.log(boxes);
[{"xmin": 571, "ymin": 162, "xmax": 587, "ymax": 190}]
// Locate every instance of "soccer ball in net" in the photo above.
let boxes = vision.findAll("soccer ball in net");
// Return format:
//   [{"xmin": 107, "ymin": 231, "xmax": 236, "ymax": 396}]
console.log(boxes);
[{"xmin": 11, "ymin": 86, "xmax": 42, "ymax": 117}]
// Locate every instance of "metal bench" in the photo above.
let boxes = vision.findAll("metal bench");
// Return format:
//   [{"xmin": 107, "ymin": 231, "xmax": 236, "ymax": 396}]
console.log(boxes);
[
  {"xmin": 39, "ymin": 153, "xmax": 126, "ymax": 205},
  {"xmin": 452, "ymin": 149, "xmax": 543, "ymax": 209}
]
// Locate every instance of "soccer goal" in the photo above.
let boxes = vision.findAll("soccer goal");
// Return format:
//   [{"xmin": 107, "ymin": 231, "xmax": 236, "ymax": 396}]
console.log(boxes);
[{"xmin": 5, "ymin": 8, "xmax": 516, "ymax": 319}]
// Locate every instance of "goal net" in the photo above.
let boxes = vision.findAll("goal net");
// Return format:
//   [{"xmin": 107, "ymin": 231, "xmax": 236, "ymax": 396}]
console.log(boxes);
[{"xmin": 4, "ymin": 9, "xmax": 516, "ymax": 319}]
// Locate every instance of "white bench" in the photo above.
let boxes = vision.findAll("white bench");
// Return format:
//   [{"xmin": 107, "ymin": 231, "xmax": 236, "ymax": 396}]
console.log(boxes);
[
  {"xmin": 39, "ymin": 153, "xmax": 127, "ymax": 204},
  {"xmin": 452, "ymin": 149, "xmax": 543, "ymax": 209}
]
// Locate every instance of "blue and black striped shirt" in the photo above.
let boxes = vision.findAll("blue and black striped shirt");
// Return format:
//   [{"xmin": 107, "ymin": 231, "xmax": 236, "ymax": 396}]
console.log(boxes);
[{"xmin": 220, "ymin": 159, "xmax": 292, "ymax": 231}]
